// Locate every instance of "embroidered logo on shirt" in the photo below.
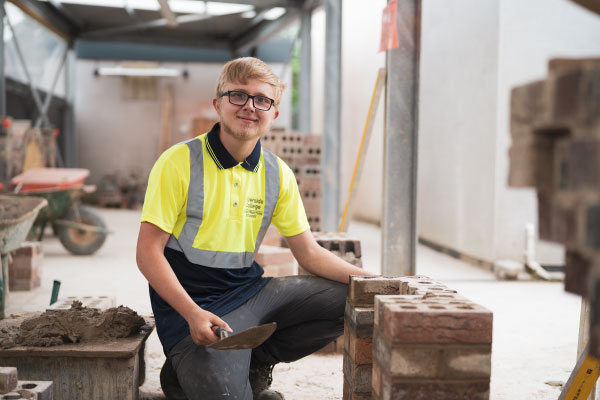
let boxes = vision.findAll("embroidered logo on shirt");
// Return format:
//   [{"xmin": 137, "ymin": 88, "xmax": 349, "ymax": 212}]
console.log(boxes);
[{"xmin": 245, "ymin": 198, "xmax": 264, "ymax": 219}]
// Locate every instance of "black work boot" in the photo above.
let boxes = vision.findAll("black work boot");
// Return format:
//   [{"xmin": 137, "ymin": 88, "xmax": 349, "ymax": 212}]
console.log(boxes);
[
  {"xmin": 249, "ymin": 358, "xmax": 276, "ymax": 397},
  {"xmin": 160, "ymin": 358, "xmax": 188, "ymax": 400},
  {"xmin": 255, "ymin": 389, "xmax": 285, "ymax": 399}
]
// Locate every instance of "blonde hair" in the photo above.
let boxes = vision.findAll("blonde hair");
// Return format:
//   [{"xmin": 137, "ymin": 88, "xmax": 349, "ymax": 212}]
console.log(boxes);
[{"xmin": 216, "ymin": 57, "xmax": 286, "ymax": 107}]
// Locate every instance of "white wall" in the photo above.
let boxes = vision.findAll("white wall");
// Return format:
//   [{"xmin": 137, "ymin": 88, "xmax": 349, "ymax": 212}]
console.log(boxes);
[
  {"xmin": 310, "ymin": 2, "xmax": 386, "ymax": 224},
  {"xmin": 74, "ymin": 61, "xmax": 292, "ymax": 185},
  {"xmin": 418, "ymin": 0, "xmax": 500, "ymax": 261},
  {"xmin": 494, "ymin": 0, "xmax": 600, "ymax": 263},
  {"xmin": 418, "ymin": 0, "xmax": 600, "ymax": 264}
]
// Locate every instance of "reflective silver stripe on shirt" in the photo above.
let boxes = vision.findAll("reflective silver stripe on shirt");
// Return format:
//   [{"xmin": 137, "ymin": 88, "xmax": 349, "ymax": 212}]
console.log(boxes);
[{"xmin": 166, "ymin": 138, "xmax": 280, "ymax": 269}]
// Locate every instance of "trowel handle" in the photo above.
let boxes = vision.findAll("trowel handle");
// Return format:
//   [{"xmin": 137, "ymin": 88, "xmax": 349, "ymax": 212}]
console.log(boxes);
[{"xmin": 216, "ymin": 327, "xmax": 229, "ymax": 340}]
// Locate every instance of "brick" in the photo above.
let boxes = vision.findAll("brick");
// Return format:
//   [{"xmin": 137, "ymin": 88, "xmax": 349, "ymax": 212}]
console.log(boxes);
[
  {"xmin": 347, "ymin": 276, "xmax": 404, "ymax": 307},
  {"xmin": 343, "ymin": 351, "xmax": 372, "ymax": 393},
  {"xmin": 346, "ymin": 328, "xmax": 373, "ymax": 364},
  {"xmin": 565, "ymin": 249, "xmax": 592, "ymax": 297},
  {"xmin": 537, "ymin": 194, "xmax": 579, "ymax": 245},
  {"xmin": 374, "ymin": 295, "xmax": 424, "ymax": 328},
  {"xmin": 374, "ymin": 332, "xmax": 491, "ymax": 380},
  {"xmin": 255, "ymin": 245, "xmax": 295, "ymax": 266},
  {"xmin": 510, "ymin": 80, "xmax": 550, "ymax": 133},
  {"xmin": 555, "ymin": 140, "xmax": 600, "ymax": 190},
  {"xmin": 343, "ymin": 379, "xmax": 371, "ymax": 400},
  {"xmin": 16, "ymin": 380, "xmax": 53, "ymax": 400},
  {"xmin": 261, "ymin": 263, "xmax": 296, "ymax": 277},
  {"xmin": 586, "ymin": 204, "xmax": 600, "ymax": 251},
  {"xmin": 0, "ymin": 367, "xmax": 17, "ymax": 394},
  {"xmin": 552, "ymin": 67, "xmax": 600, "ymax": 129},
  {"xmin": 382, "ymin": 302, "xmax": 493, "ymax": 344},
  {"xmin": 380, "ymin": 376, "xmax": 490, "ymax": 400},
  {"xmin": 508, "ymin": 140, "xmax": 556, "ymax": 192},
  {"xmin": 313, "ymin": 232, "xmax": 363, "ymax": 258},
  {"xmin": 8, "ymin": 242, "xmax": 43, "ymax": 291},
  {"xmin": 261, "ymin": 225, "xmax": 284, "ymax": 246},
  {"xmin": 344, "ymin": 302, "xmax": 374, "ymax": 337},
  {"xmin": 372, "ymin": 360, "xmax": 382, "ymax": 398}
]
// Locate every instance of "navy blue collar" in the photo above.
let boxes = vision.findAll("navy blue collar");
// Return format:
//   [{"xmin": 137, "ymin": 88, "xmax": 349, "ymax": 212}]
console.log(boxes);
[{"xmin": 205, "ymin": 123, "xmax": 261, "ymax": 172}]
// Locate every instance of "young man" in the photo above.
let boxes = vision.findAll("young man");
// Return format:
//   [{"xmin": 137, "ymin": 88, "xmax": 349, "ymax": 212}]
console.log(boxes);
[{"xmin": 137, "ymin": 57, "xmax": 373, "ymax": 400}]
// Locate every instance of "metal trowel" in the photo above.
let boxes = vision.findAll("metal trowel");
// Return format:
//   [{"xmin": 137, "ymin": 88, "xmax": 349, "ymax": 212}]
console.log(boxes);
[{"xmin": 208, "ymin": 322, "xmax": 277, "ymax": 350}]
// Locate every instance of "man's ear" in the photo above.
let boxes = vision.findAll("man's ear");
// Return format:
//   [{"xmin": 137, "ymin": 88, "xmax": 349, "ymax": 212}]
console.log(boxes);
[
  {"xmin": 273, "ymin": 109, "xmax": 279, "ymax": 120},
  {"xmin": 212, "ymin": 97, "xmax": 220, "ymax": 113}
]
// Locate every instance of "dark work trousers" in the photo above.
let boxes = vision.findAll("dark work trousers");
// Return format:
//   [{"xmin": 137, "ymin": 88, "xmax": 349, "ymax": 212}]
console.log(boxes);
[{"xmin": 168, "ymin": 275, "xmax": 347, "ymax": 400}]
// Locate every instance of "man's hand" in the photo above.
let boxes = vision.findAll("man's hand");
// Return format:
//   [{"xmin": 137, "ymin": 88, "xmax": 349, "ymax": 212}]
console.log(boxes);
[{"xmin": 186, "ymin": 308, "xmax": 233, "ymax": 346}]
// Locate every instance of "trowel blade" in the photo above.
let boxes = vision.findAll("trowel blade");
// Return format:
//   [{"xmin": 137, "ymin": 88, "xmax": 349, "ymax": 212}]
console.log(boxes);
[{"xmin": 208, "ymin": 322, "xmax": 277, "ymax": 350}]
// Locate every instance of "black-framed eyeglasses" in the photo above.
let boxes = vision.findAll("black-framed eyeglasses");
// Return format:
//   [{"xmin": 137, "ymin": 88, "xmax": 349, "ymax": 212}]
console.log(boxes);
[{"xmin": 219, "ymin": 90, "xmax": 275, "ymax": 111}]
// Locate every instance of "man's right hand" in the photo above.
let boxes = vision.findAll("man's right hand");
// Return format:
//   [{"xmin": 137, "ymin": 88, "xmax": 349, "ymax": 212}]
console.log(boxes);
[{"xmin": 186, "ymin": 308, "xmax": 233, "ymax": 346}]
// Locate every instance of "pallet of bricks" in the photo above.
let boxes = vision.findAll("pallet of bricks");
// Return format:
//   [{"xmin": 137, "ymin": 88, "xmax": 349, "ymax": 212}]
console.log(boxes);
[
  {"xmin": 262, "ymin": 128, "xmax": 322, "ymax": 232},
  {"xmin": 344, "ymin": 276, "xmax": 493, "ymax": 400}
]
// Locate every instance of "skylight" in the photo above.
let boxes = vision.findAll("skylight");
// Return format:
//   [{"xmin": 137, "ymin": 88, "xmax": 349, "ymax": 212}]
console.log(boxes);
[{"xmin": 39, "ymin": 0, "xmax": 253, "ymax": 16}]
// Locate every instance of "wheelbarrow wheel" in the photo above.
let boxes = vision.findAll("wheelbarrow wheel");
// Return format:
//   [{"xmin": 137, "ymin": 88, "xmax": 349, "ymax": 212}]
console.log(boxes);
[{"xmin": 56, "ymin": 206, "xmax": 107, "ymax": 255}]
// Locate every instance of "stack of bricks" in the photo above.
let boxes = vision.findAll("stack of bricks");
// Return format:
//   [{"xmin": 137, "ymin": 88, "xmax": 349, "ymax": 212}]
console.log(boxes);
[
  {"xmin": 508, "ymin": 58, "xmax": 600, "ymax": 354},
  {"xmin": 262, "ymin": 130, "xmax": 323, "ymax": 232},
  {"xmin": 255, "ymin": 245, "xmax": 297, "ymax": 278},
  {"xmin": 0, "ymin": 366, "xmax": 53, "ymax": 400},
  {"xmin": 8, "ymin": 242, "xmax": 43, "ymax": 291},
  {"xmin": 299, "ymin": 232, "xmax": 363, "ymax": 276},
  {"xmin": 344, "ymin": 276, "xmax": 493, "ymax": 400}
]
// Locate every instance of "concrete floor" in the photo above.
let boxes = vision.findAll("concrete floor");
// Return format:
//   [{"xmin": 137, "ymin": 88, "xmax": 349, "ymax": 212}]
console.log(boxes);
[{"xmin": 6, "ymin": 207, "xmax": 580, "ymax": 399}]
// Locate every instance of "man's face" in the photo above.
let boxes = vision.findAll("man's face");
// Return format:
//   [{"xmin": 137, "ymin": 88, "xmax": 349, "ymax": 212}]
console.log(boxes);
[{"xmin": 213, "ymin": 78, "xmax": 279, "ymax": 142}]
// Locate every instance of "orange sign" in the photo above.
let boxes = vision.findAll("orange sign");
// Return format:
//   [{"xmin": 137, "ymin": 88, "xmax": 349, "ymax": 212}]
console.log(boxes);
[{"xmin": 379, "ymin": 0, "xmax": 398, "ymax": 52}]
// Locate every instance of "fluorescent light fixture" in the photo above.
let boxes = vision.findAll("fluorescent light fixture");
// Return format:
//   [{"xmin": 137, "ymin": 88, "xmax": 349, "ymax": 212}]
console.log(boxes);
[
  {"xmin": 96, "ymin": 66, "xmax": 182, "ymax": 77},
  {"xmin": 263, "ymin": 7, "xmax": 286, "ymax": 20},
  {"xmin": 39, "ymin": 0, "xmax": 253, "ymax": 16}
]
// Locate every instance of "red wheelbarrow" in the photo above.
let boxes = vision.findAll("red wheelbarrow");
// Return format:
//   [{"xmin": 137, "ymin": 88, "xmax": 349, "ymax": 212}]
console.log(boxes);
[{"xmin": 8, "ymin": 168, "xmax": 109, "ymax": 256}]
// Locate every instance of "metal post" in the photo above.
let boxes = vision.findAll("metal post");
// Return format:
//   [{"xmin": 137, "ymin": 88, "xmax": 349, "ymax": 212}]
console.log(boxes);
[
  {"xmin": 322, "ymin": 0, "xmax": 341, "ymax": 232},
  {"xmin": 63, "ymin": 47, "xmax": 76, "ymax": 167},
  {"xmin": 298, "ymin": 7, "xmax": 311, "ymax": 133},
  {"xmin": 34, "ymin": 45, "xmax": 69, "ymax": 128},
  {"xmin": 0, "ymin": 0, "xmax": 5, "ymax": 117},
  {"xmin": 382, "ymin": 0, "xmax": 421, "ymax": 276}
]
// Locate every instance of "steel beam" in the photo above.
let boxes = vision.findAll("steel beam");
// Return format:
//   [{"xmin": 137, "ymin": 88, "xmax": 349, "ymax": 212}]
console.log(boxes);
[
  {"xmin": 81, "ymin": 12, "xmax": 216, "ymax": 38},
  {"xmin": 297, "ymin": 6, "xmax": 311, "ymax": 132},
  {"xmin": 62, "ymin": 47, "xmax": 75, "ymax": 167},
  {"xmin": 157, "ymin": 0, "xmax": 178, "ymax": 27},
  {"xmin": 382, "ymin": 0, "xmax": 421, "ymax": 276},
  {"xmin": 8, "ymin": 0, "xmax": 76, "ymax": 40},
  {"xmin": 228, "ymin": 8, "xmax": 271, "ymax": 39},
  {"xmin": 47, "ymin": 0, "xmax": 85, "ymax": 30},
  {"xmin": 322, "ymin": 0, "xmax": 341, "ymax": 232},
  {"xmin": 232, "ymin": 9, "xmax": 299, "ymax": 54},
  {"xmin": 34, "ymin": 45, "xmax": 68, "ymax": 128}
]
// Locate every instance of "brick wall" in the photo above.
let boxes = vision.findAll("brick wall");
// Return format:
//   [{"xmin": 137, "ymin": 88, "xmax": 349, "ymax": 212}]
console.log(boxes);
[{"xmin": 8, "ymin": 241, "xmax": 43, "ymax": 291}]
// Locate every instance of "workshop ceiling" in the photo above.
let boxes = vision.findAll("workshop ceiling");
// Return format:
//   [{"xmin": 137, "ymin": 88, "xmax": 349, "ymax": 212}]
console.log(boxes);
[{"xmin": 9, "ymin": 0, "xmax": 321, "ymax": 61}]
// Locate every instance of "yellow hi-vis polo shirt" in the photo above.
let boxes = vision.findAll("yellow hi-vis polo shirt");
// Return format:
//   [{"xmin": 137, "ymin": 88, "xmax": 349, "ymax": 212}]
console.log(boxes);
[{"xmin": 141, "ymin": 123, "xmax": 310, "ymax": 268}]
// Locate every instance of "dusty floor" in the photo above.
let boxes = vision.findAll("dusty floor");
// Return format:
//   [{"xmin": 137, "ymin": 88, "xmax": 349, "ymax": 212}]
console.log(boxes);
[{"xmin": 5, "ymin": 207, "xmax": 580, "ymax": 399}]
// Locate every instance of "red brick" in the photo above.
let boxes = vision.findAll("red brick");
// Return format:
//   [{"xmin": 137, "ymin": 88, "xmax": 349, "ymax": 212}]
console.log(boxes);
[
  {"xmin": 313, "ymin": 232, "xmax": 362, "ymax": 258},
  {"xmin": 508, "ymin": 141, "xmax": 556, "ymax": 192},
  {"xmin": 344, "ymin": 302, "xmax": 374, "ymax": 337},
  {"xmin": 255, "ymin": 245, "xmax": 294, "ymax": 266},
  {"xmin": 374, "ymin": 295, "xmax": 424, "ymax": 328},
  {"xmin": 565, "ymin": 249, "xmax": 591, "ymax": 297},
  {"xmin": 380, "ymin": 377, "xmax": 490, "ymax": 400},
  {"xmin": 383, "ymin": 302, "xmax": 493, "ymax": 344},
  {"xmin": 261, "ymin": 224, "xmax": 284, "ymax": 246},
  {"xmin": 346, "ymin": 328, "xmax": 373, "ymax": 364},
  {"xmin": 510, "ymin": 80, "xmax": 549, "ymax": 134},
  {"xmin": 261, "ymin": 263, "xmax": 296, "ymax": 277},
  {"xmin": 372, "ymin": 360, "xmax": 382, "ymax": 397},
  {"xmin": 537, "ymin": 194, "xmax": 579, "ymax": 245},
  {"xmin": 347, "ymin": 276, "xmax": 404, "ymax": 307},
  {"xmin": 343, "ymin": 351, "xmax": 372, "ymax": 393},
  {"xmin": 552, "ymin": 67, "xmax": 600, "ymax": 129}
]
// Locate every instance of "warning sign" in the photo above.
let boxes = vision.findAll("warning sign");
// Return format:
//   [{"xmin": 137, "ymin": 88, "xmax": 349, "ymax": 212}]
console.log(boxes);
[{"xmin": 379, "ymin": 0, "xmax": 398, "ymax": 52}]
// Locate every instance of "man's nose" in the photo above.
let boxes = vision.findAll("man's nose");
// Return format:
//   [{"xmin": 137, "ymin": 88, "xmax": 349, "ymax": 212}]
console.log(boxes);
[{"xmin": 242, "ymin": 97, "xmax": 256, "ymax": 111}]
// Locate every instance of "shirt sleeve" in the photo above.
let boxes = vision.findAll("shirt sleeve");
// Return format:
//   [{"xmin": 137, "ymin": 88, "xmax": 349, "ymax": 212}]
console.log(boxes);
[
  {"xmin": 271, "ymin": 158, "xmax": 310, "ymax": 237},
  {"xmin": 140, "ymin": 145, "xmax": 190, "ymax": 234}
]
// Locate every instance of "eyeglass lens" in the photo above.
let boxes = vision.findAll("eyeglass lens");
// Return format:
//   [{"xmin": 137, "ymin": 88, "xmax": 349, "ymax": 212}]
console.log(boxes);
[{"xmin": 228, "ymin": 91, "xmax": 272, "ymax": 111}]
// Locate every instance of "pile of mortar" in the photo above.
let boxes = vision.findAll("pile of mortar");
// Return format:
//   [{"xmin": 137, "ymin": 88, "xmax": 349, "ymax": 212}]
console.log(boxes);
[{"xmin": 0, "ymin": 301, "xmax": 148, "ymax": 349}]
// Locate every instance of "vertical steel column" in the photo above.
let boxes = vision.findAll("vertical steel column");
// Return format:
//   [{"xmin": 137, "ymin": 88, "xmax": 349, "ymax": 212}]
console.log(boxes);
[
  {"xmin": 382, "ymin": 0, "xmax": 421, "ymax": 276},
  {"xmin": 322, "ymin": 0, "xmax": 341, "ymax": 232},
  {"xmin": 0, "ymin": 0, "xmax": 5, "ymax": 117},
  {"xmin": 298, "ymin": 7, "xmax": 311, "ymax": 133},
  {"xmin": 63, "ymin": 47, "xmax": 76, "ymax": 167}
]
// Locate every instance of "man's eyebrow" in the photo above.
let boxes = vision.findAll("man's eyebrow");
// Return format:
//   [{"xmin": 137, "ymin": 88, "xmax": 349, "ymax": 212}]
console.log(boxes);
[{"xmin": 231, "ymin": 88, "xmax": 271, "ymax": 98}]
